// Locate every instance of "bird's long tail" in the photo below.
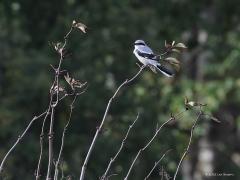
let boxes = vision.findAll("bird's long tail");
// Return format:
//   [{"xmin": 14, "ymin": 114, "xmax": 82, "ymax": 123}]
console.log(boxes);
[{"xmin": 156, "ymin": 64, "xmax": 174, "ymax": 77}]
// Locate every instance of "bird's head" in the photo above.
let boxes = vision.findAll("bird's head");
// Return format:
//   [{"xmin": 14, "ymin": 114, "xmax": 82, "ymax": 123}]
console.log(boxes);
[{"xmin": 134, "ymin": 40, "xmax": 146, "ymax": 47}]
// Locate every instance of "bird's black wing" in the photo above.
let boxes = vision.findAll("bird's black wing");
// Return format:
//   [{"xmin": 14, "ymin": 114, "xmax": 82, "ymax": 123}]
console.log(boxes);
[
  {"xmin": 136, "ymin": 49, "xmax": 157, "ymax": 60},
  {"xmin": 156, "ymin": 64, "xmax": 174, "ymax": 77}
]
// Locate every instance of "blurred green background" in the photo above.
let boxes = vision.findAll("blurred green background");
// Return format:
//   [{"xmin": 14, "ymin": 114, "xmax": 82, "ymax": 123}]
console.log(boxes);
[{"xmin": 0, "ymin": 0, "xmax": 240, "ymax": 179}]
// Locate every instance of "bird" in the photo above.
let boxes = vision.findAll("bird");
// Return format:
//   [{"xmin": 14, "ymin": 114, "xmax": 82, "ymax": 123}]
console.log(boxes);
[{"xmin": 133, "ymin": 40, "xmax": 174, "ymax": 77}]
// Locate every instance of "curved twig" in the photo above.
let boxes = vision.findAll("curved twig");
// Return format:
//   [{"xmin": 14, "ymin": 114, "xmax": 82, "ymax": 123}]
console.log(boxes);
[
  {"xmin": 100, "ymin": 113, "xmax": 140, "ymax": 180},
  {"xmin": 54, "ymin": 94, "xmax": 78, "ymax": 180},
  {"xmin": 123, "ymin": 110, "xmax": 186, "ymax": 180},
  {"xmin": 79, "ymin": 65, "xmax": 146, "ymax": 180},
  {"xmin": 35, "ymin": 104, "xmax": 52, "ymax": 180},
  {"xmin": 144, "ymin": 149, "xmax": 172, "ymax": 180},
  {"xmin": 173, "ymin": 110, "xmax": 202, "ymax": 180},
  {"xmin": 35, "ymin": 91, "xmax": 79, "ymax": 179},
  {"xmin": 0, "ymin": 111, "xmax": 47, "ymax": 174}
]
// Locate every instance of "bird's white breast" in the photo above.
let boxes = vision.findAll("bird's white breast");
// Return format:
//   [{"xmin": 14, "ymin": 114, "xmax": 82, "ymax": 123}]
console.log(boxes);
[
  {"xmin": 133, "ymin": 49, "xmax": 148, "ymax": 65},
  {"xmin": 133, "ymin": 49, "xmax": 158, "ymax": 66}
]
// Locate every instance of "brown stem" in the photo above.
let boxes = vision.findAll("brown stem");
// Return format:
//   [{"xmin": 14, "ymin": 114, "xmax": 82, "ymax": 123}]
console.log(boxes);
[
  {"xmin": 53, "ymin": 26, "xmax": 73, "ymax": 106},
  {"xmin": 45, "ymin": 24, "xmax": 74, "ymax": 180},
  {"xmin": 54, "ymin": 95, "xmax": 78, "ymax": 180},
  {"xmin": 79, "ymin": 65, "xmax": 146, "ymax": 180},
  {"xmin": 36, "ymin": 74, "xmax": 59, "ymax": 180},
  {"xmin": 173, "ymin": 110, "xmax": 202, "ymax": 180},
  {"xmin": 124, "ymin": 110, "xmax": 186, "ymax": 180},
  {"xmin": 35, "ymin": 104, "xmax": 52, "ymax": 180},
  {"xmin": 46, "ymin": 107, "xmax": 55, "ymax": 180},
  {"xmin": 144, "ymin": 149, "xmax": 172, "ymax": 180},
  {"xmin": 35, "ymin": 91, "xmax": 77, "ymax": 179},
  {"xmin": 100, "ymin": 113, "xmax": 140, "ymax": 180},
  {"xmin": 0, "ymin": 111, "xmax": 47, "ymax": 174}
]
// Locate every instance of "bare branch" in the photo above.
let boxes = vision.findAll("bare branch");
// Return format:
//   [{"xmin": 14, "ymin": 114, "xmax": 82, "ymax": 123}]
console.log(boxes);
[
  {"xmin": 105, "ymin": 173, "xmax": 118, "ymax": 180},
  {"xmin": 52, "ymin": 25, "xmax": 73, "ymax": 106},
  {"xmin": 45, "ymin": 23, "xmax": 76, "ymax": 180},
  {"xmin": 79, "ymin": 65, "xmax": 146, "ymax": 180},
  {"xmin": 54, "ymin": 94, "xmax": 79, "ymax": 180},
  {"xmin": 35, "ymin": 104, "xmax": 52, "ymax": 180},
  {"xmin": 144, "ymin": 149, "xmax": 172, "ymax": 180},
  {"xmin": 100, "ymin": 113, "xmax": 140, "ymax": 180},
  {"xmin": 159, "ymin": 166, "xmax": 171, "ymax": 180},
  {"xmin": 123, "ymin": 110, "xmax": 186, "ymax": 180},
  {"xmin": 35, "ymin": 89, "xmax": 78, "ymax": 179},
  {"xmin": 173, "ymin": 110, "xmax": 202, "ymax": 180},
  {"xmin": 0, "ymin": 21, "xmax": 84, "ymax": 179},
  {"xmin": 46, "ymin": 107, "xmax": 55, "ymax": 180},
  {"xmin": 60, "ymin": 161, "xmax": 64, "ymax": 180},
  {"xmin": 0, "ymin": 111, "xmax": 47, "ymax": 174},
  {"xmin": 160, "ymin": 166, "xmax": 164, "ymax": 180}
]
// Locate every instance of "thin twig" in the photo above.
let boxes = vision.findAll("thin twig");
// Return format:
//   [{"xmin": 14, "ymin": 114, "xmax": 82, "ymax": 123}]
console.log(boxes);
[
  {"xmin": 46, "ymin": 107, "xmax": 55, "ymax": 180},
  {"xmin": 54, "ymin": 94, "xmax": 78, "ymax": 180},
  {"xmin": 105, "ymin": 173, "xmax": 118, "ymax": 180},
  {"xmin": 160, "ymin": 166, "xmax": 164, "ymax": 180},
  {"xmin": 100, "ymin": 113, "xmax": 140, "ymax": 180},
  {"xmin": 45, "ymin": 24, "xmax": 74, "ymax": 180},
  {"xmin": 173, "ymin": 110, "xmax": 202, "ymax": 180},
  {"xmin": 123, "ymin": 110, "xmax": 186, "ymax": 180},
  {"xmin": 41, "ymin": 77, "xmax": 62, "ymax": 180},
  {"xmin": 60, "ymin": 161, "xmax": 64, "ymax": 180},
  {"xmin": 0, "ymin": 111, "xmax": 47, "ymax": 174},
  {"xmin": 144, "ymin": 149, "xmax": 172, "ymax": 180},
  {"xmin": 35, "ymin": 103, "xmax": 52, "ymax": 180},
  {"xmin": 35, "ymin": 90, "xmax": 77, "ymax": 179},
  {"xmin": 79, "ymin": 65, "xmax": 146, "ymax": 180},
  {"xmin": 36, "ymin": 64, "xmax": 61, "ymax": 179},
  {"xmin": 53, "ymin": 26, "xmax": 73, "ymax": 106}
]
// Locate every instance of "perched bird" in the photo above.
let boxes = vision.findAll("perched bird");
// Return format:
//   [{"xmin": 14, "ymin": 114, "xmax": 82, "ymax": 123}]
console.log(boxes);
[{"xmin": 133, "ymin": 40, "xmax": 174, "ymax": 77}]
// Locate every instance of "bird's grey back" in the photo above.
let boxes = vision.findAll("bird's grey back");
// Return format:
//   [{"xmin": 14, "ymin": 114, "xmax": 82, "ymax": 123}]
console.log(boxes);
[{"xmin": 137, "ymin": 45, "xmax": 154, "ymax": 54}]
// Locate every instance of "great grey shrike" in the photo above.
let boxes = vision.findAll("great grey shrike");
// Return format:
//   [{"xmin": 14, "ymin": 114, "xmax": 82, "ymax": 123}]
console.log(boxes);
[{"xmin": 133, "ymin": 40, "xmax": 174, "ymax": 77}]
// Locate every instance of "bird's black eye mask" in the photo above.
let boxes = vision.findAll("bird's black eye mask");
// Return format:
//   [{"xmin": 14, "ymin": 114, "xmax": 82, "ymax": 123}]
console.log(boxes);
[{"xmin": 134, "ymin": 42, "xmax": 145, "ymax": 46}]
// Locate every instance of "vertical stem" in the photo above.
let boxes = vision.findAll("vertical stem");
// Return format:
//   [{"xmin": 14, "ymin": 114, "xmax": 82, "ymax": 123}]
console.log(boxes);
[
  {"xmin": 173, "ymin": 111, "xmax": 202, "ymax": 180},
  {"xmin": 54, "ymin": 95, "xmax": 78, "ymax": 180},
  {"xmin": 46, "ymin": 107, "xmax": 55, "ymax": 180},
  {"xmin": 36, "ymin": 103, "xmax": 52, "ymax": 180},
  {"xmin": 45, "ymin": 25, "xmax": 73, "ymax": 180}
]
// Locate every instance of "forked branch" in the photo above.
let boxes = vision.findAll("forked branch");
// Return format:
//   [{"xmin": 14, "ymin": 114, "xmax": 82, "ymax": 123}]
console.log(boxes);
[
  {"xmin": 100, "ymin": 113, "xmax": 140, "ymax": 180},
  {"xmin": 79, "ymin": 65, "xmax": 146, "ymax": 180},
  {"xmin": 144, "ymin": 149, "xmax": 172, "ymax": 180},
  {"xmin": 124, "ymin": 110, "xmax": 186, "ymax": 180},
  {"xmin": 54, "ymin": 94, "xmax": 79, "ymax": 180}
]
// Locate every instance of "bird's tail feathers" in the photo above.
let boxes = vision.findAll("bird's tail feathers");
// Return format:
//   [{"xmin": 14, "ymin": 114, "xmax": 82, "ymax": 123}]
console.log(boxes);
[{"xmin": 156, "ymin": 64, "xmax": 174, "ymax": 77}]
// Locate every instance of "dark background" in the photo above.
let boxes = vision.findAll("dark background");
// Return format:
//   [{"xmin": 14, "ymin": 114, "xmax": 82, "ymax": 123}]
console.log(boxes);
[{"xmin": 0, "ymin": 0, "xmax": 240, "ymax": 179}]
